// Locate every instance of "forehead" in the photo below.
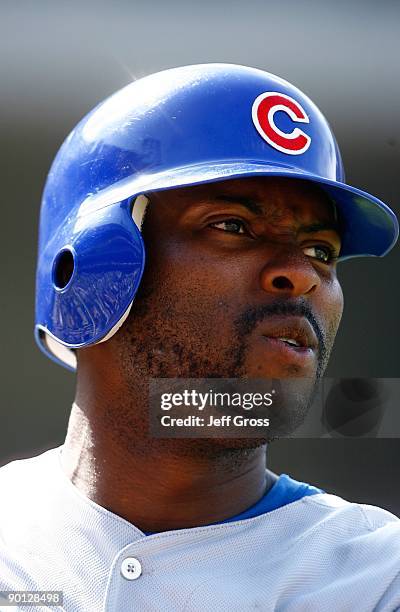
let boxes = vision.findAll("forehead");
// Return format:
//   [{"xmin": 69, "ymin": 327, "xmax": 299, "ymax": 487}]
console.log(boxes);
[{"xmin": 155, "ymin": 176, "xmax": 336, "ymax": 222}]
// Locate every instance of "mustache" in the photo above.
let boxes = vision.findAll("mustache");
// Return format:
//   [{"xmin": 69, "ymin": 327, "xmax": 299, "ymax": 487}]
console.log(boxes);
[{"xmin": 234, "ymin": 299, "xmax": 326, "ymax": 362}]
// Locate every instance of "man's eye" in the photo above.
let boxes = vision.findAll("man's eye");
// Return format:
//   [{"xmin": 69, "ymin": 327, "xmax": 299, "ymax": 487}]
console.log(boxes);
[
  {"xmin": 303, "ymin": 245, "xmax": 337, "ymax": 263},
  {"xmin": 209, "ymin": 219, "xmax": 247, "ymax": 234}
]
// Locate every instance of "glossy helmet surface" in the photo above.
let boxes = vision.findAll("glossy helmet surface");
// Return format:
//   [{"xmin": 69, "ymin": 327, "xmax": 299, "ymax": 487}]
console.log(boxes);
[{"xmin": 35, "ymin": 63, "xmax": 399, "ymax": 370}]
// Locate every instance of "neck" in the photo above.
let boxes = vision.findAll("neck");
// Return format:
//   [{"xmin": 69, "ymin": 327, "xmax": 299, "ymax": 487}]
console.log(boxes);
[{"xmin": 60, "ymin": 401, "xmax": 276, "ymax": 533}]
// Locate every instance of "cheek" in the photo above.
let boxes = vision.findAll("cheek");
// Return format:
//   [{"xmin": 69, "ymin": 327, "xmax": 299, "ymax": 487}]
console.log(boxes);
[
  {"xmin": 156, "ymin": 266, "xmax": 240, "ymax": 338},
  {"xmin": 321, "ymin": 277, "xmax": 344, "ymax": 339},
  {"xmin": 143, "ymin": 236, "xmax": 250, "ymax": 319},
  {"xmin": 119, "ymin": 245, "xmax": 249, "ymax": 378}
]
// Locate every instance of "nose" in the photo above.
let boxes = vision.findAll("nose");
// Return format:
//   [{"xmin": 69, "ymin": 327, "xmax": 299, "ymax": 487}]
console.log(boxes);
[{"xmin": 259, "ymin": 248, "xmax": 320, "ymax": 297}]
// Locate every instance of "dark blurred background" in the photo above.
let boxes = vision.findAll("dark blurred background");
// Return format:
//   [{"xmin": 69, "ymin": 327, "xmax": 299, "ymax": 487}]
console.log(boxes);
[{"xmin": 1, "ymin": 1, "xmax": 399, "ymax": 513}]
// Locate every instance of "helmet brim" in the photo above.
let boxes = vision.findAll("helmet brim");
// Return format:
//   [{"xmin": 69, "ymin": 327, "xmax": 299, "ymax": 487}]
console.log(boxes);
[{"xmin": 80, "ymin": 160, "xmax": 398, "ymax": 260}]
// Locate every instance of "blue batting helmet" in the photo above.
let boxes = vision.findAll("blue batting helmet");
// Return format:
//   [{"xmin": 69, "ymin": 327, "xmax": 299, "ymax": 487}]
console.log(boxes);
[{"xmin": 35, "ymin": 63, "xmax": 399, "ymax": 370}]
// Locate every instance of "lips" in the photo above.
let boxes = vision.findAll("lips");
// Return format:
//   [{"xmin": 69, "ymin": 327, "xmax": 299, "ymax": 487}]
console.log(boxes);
[{"xmin": 259, "ymin": 316, "xmax": 318, "ymax": 352}]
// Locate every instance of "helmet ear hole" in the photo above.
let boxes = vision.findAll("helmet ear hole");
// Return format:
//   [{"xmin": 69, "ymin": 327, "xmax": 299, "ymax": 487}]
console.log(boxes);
[{"xmin": 52, "ymin": 248, "xmax": 75, "ymax": 290}]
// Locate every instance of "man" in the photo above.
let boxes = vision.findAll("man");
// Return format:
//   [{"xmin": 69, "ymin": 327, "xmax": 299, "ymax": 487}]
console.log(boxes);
[{"xmin": 0, "ymin": 64, "xmax": 399, "ymax": 611}]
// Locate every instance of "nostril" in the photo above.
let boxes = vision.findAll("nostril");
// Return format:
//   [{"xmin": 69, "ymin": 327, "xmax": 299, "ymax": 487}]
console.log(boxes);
[{"xmin": 272, "ymin": 276, "xmax": 294, "ymax": 290}]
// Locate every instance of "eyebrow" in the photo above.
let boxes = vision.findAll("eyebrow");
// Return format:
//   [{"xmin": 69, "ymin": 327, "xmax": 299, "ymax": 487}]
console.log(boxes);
[
  {"xmin": 213, "ymin": 196, "xmax": 340, "ymax": 233},
  {"xmin": 297, "ymin": 222, "xmax": 341, "ymax": 235},
  {"xmin": 214, "ymin": 194, "xmax": 264, "ymax": 215}
]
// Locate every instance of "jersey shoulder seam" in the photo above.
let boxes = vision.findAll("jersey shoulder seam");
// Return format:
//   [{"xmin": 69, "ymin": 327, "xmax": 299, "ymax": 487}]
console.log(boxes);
[{"xmin": 302, "ymin": 494, "xmax": 398, "ymax": 532}]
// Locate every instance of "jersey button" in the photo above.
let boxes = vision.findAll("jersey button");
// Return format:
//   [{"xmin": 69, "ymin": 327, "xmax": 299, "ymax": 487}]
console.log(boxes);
[{"xmin": 120, "ymin": 557, "xmax": 142, "ymax": 580}]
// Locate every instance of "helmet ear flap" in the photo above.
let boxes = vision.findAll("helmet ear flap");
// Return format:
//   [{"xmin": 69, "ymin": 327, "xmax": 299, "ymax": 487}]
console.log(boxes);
[
  {"xmin": 96, "ymin": 195, "xmax": 150, "ymax": 347},
  {"xmin": 35, "ymin": 196, "xmax": 148, "ymax": 370}
]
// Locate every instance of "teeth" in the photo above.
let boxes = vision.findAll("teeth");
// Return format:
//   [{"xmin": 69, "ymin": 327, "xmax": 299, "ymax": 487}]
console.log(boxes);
[{"xmin": 278, "ymin": 337, "xmax": 300, "ymax": 347}]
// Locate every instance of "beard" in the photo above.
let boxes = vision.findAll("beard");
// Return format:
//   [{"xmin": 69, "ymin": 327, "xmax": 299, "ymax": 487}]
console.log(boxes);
[
  {"xmin": 116, "ymin": 272, "xmax": 330, "ymax": 379},
  {"xmin": 103, "ymin": 273, "xmax": 337, "ymax": 454}
]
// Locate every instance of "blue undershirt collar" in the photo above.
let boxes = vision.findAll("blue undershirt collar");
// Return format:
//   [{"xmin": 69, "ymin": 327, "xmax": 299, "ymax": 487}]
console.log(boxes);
[{"xmin": 144, "ymin": 473, "xmax": 323, "ymax": 535}]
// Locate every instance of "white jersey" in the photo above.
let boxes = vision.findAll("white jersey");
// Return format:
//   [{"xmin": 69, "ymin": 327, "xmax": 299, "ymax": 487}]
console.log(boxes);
[{"xmin": 0, "ymin": 447, "xmax": 399, "ymax": 611}]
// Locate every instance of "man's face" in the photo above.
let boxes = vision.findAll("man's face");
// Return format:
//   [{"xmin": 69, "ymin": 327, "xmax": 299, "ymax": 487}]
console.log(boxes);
[{"xmin": 115, "ymin": 176, "xmax": 343, "ymax": 386}]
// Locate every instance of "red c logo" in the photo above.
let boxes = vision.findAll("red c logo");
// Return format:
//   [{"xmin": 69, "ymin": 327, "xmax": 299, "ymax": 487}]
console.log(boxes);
[{"xmin": 252, "ymin": 92, "xmax": 311, "ymax": 155}]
